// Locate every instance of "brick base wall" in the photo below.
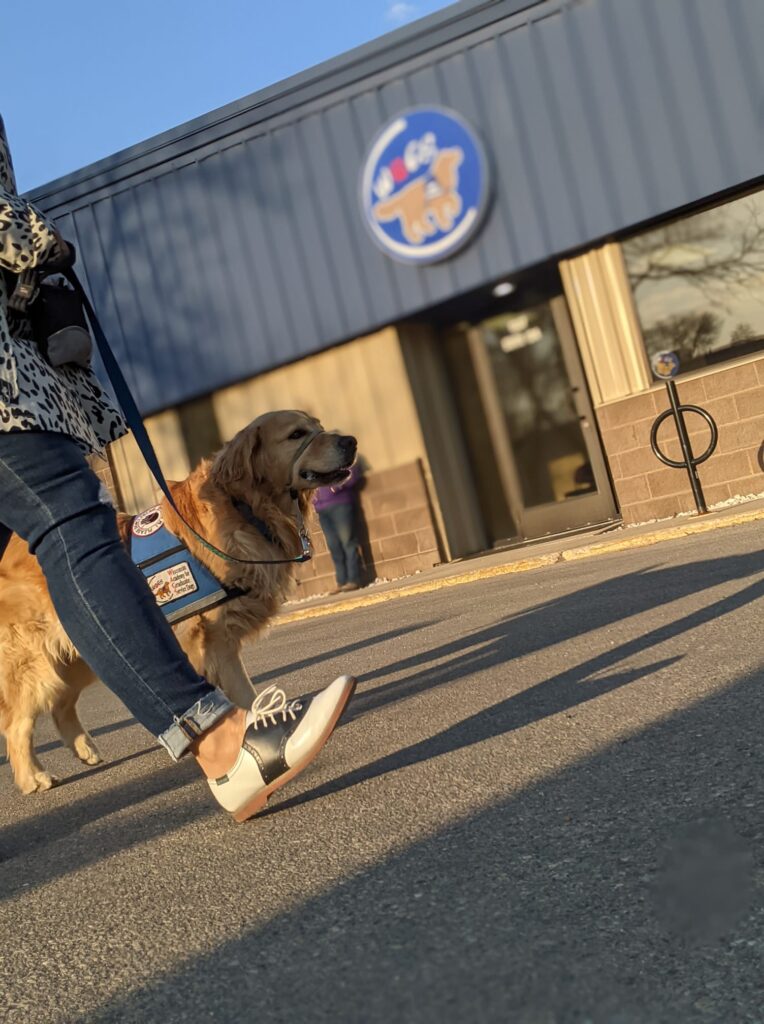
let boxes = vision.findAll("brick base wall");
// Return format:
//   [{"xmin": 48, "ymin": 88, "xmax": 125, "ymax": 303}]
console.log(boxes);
[
  {"xmin": 598, "ymin": 357, "xmax": 764, "ymax": 524},
  {"xmin": 294, "ymin": 460, "xmax": 442, "ymax": 599}
]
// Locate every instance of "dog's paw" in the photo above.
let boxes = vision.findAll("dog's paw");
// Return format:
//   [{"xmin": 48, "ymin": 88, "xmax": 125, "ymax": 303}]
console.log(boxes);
[
  {"xmin": 73, "ymin": 735, "xmax": 103, "ymax": 766},
  {"xmin": 34, "ymin": 770, "xmax": 58, "ymax": 791},
  {"xmin": 18, "ymin": 770, "xmax": 59, "ymax": 794}
]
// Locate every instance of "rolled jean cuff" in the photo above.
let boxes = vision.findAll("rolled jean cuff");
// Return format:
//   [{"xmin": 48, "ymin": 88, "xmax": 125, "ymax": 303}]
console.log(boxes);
[{"xmin": 157, "ymin": 689, "xmax": 235, "ymax": 761}]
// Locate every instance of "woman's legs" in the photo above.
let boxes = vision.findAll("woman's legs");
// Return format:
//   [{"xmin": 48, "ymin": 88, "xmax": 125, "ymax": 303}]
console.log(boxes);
[
  {"xmin": 318, "ymin": 507, "xmax": 348, "ymax": 587},
  {"xmin": 331, "ymin": 504, "xmax": 363, "ymax": 587},
  {"xmin": 0, "ymin": 431, "xmax": 232, "ymax": 759},
  {"xmin": 0, "ymin": 431, "xmax": 357, "ymax": 818}
]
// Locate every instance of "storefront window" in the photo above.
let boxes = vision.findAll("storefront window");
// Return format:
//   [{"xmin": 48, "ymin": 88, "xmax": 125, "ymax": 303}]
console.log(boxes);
[{"xmin": 622, "ymin": 189, "xmax": 764, "ymax": 375}]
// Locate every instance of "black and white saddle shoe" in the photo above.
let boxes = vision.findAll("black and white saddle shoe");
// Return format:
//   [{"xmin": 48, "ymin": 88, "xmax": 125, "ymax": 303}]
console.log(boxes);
[{"xmin": 207, "ymin": 675, "xmax": 356, "ymax": 822}]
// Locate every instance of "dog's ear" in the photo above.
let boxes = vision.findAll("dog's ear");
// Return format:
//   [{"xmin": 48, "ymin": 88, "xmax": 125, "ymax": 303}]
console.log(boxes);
[
  {"xmin": 249, "ymin": 426, "xmax": 264, "ymax": 483},
  {"xmin": 211, "ymin": 426, "xmax": 261, "ymax": 495}
]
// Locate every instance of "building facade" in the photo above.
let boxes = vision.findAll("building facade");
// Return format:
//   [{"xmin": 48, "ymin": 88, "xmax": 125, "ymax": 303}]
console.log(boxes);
[{"xmin": 31, "ymin": 0, "xmax": 764, "ymax": 593}]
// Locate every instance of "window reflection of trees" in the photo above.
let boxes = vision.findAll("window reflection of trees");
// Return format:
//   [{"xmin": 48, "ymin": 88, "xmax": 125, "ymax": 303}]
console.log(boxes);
[{"xmin": 623, "ymin": 193, "xmax": 764, "ymax": 372}]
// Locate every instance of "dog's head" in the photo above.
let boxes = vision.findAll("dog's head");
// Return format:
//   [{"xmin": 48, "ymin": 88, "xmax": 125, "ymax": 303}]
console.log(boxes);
[{"xmin": 211, "ymin": 410, "xmax": 357, "ymax": 499}]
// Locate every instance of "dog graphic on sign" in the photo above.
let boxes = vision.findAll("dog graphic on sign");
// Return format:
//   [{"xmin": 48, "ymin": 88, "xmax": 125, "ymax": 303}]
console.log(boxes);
[
  {"xmin": 361, "ymin": 107, "xmax": 489, "ymax": 265},
  {"xmin": 372, "ymin": 147, "xmax": 465, "ymax": 245}
]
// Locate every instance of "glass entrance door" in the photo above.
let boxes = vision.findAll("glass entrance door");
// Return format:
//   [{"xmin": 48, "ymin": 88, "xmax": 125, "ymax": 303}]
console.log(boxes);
[{"xmin": 443, "ymin": 293, "xmax": 616, "ymax": 544}]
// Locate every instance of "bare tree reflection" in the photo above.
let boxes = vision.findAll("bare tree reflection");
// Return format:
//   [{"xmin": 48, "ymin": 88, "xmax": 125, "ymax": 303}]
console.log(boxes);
[
  {"xmin": 623, "ymin": 193, "xmax": 764, "ymax": 371},
  {"xmin": 643, "ymin": 310, "xmax": 722, "ymax": 365},
  {"xmin": 624, "ymin": 199, "xmax": 764, "ymax": 307}
]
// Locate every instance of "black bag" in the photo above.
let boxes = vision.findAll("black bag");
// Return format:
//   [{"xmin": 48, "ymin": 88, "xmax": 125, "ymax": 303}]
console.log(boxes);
[
  {"xmin": 3, "ymin": 239, "xmax": 93, "ymax": 368},
  {"xmin": 28, "ymin": 279, "xmax": 93, "ymax": 368}
]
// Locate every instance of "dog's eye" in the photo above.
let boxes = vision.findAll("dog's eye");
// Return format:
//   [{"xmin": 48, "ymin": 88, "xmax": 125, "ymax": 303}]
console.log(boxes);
[{"xmin": 288, "ymin": 429, "xmax": 307, "ymax": 441}]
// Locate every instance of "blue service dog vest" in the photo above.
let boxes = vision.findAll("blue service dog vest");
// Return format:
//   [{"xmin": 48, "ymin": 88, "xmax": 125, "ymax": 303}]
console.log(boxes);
[{"xmin": 130, "ymin": 506, "xmax": 234, "ymax": 624}]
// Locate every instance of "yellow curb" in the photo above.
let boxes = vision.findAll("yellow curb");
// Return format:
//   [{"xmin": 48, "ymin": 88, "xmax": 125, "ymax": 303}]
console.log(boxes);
[
  {"xmin": 277, "ymin": 553, "xmax": 562, "ymax": 624},
  {"xmin": 560, "ymin": 506, "xmax": 764, "ymax": 562},
  {"xmin": 277, "ymin": 505, "xmax": 764, "ymax": 625}
]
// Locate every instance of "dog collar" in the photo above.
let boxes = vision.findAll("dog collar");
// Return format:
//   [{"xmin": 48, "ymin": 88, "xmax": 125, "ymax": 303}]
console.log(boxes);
[
  {"xmin": 231, "ymin": 500, "xmax": 279, "ymax": 546},
  {"xmin": 231, "ymin": 496, "xmax": 312, "ymax": 563}
]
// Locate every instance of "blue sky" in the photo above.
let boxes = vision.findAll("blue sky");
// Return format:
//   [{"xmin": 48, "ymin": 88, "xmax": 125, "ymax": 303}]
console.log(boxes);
[{"xmin": 5, "ymin": 0, "xmax": 456, "ymax": 192}]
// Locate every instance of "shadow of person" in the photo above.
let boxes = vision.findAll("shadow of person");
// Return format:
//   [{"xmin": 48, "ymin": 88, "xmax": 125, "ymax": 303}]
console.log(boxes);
[
  {"xmin": 78, "ymin": 660, "xmax": 764, "ymax": 1024},
  {"xmin": 341, "ymin": 549, "xmax": 764, "ymax": 725},
  {"xmin": 267, "ymin": 568, "xmax": 764, "ymax": 816}
]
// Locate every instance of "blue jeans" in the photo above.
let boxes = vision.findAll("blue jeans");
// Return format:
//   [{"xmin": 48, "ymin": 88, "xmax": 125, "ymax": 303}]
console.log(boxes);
[
  {"xmin": 317, "ymin": 502, "xmax": 362, "ymax": 587},
  {"xmin": 0, "ymin": 431, "xmax": 233, "ymax": 759}
]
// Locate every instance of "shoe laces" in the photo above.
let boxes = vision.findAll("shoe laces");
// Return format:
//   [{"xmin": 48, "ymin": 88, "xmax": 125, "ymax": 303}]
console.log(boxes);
[{"xmin": 250, "ymin": 684, "xmax": 303, "ymax": 730}]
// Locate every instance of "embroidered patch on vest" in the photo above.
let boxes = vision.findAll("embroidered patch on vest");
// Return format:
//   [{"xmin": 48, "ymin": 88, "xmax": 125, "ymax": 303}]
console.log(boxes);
[
  {"xmin": 130, "ymin": 510, "xmax": 235, "ymax": 624},
  {"xmin": 147, "ymin": 562, "xmax": 199, "ymax": 606},
  {"xmin": 133, "ymin": 506, "xmax": 164, "ymax": 537}
]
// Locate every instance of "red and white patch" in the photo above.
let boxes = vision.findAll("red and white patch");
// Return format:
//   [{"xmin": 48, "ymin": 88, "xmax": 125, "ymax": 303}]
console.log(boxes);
[
  {"xmin": 147, "ymin": 563, "xmax": 198, "ymax": 606},
  {"xmin": 132, "ymin": 506, "xmax": 164, "ymax": 537}
]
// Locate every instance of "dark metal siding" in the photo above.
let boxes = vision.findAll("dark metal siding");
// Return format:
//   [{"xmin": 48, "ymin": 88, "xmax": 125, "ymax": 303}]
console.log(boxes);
[{"xmin": 32, "ymin": 0, "xmax": 764, "ymax": 414}]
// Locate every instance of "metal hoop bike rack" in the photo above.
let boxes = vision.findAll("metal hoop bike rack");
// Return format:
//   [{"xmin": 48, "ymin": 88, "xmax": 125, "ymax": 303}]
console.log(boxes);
[{"xmin": 649, "ymin": 378, "xmax": 719, "ymax": 515}]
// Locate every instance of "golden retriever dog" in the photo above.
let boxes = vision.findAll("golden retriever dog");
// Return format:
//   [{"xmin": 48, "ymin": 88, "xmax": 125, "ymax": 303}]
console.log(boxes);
[{"xmin": 0, "ymin": 410, "xmax": 357, "ymax": 794}]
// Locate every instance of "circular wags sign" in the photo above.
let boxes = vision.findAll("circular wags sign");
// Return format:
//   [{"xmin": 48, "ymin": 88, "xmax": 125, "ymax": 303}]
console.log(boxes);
[{"xmin": 360, "ymin": 107, "xmax": 490, "ymax": 265}]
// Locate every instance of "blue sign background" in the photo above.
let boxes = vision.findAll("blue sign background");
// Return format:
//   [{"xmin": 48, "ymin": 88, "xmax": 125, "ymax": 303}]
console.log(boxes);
[{"xmin": 360, "ymin": 107, "xmax": 490, "ymax": 265}]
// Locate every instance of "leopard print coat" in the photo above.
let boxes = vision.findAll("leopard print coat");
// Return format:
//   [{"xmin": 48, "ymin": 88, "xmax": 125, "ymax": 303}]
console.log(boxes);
[{"xmin": 0, "ymin": 115, "xmax": 126, "ymax": 455}]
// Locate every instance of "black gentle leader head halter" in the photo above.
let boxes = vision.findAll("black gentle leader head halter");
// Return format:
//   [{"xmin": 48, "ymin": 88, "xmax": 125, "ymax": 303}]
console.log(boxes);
[
  {"xmin": 183, "ymin": 424, "xmax": 328, "ymax": 566},
  {"xmin": 287, "ymin": 427, "xmax": 325, "ymax": 495},
  {"xmin": 219, "ymin": 425, "xmax": 326, "ymax": 565}
]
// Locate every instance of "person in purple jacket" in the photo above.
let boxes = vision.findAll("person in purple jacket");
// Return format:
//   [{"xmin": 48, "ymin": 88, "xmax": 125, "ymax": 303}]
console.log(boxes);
[{"xmin": 313, "ymin": 460, "xmax": 365, "ymax": 593}]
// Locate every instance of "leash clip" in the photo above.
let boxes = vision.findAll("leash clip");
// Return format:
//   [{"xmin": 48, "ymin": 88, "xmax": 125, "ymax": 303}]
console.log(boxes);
[
  {"xmin": 297, "ymin": 529, "xmax": 312, "ymax": 563},
  {"xmin": 292, "ymin": 489, "xmax": 313, "ymax": 563},
  {"xmin": 295, "ymin": 505, "xmax": 313, "ymax": 563}
]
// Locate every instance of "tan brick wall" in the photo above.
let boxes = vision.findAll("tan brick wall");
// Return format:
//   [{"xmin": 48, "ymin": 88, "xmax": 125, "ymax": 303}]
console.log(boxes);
[
  {"xmin": 597, "ymin": 356, "xmax": 764, "ymax": 524},
  {"xmin": 293, "ymin": 460, "xmax": 442, "ymax": 599}
]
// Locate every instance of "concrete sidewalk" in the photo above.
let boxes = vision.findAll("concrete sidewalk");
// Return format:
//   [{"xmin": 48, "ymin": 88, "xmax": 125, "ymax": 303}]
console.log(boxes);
[{"xmin": 281, "ymin": 496, "xmax": 764, "ymax": 623}]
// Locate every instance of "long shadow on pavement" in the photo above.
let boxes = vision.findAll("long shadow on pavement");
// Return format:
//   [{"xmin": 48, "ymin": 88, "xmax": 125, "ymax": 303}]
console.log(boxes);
[
  {"xmin": 0, "ymin": 755, "xmax": 202, "ymax": 882},
  {"xmin": 353, "ymin": 550, "xmax": 764, "ymax": 685},
  {"xmin": 54, "ymin": 746, "xmax": 156, "ymax": 788},
  {"xmin": 273, "ymin": 572, "xmax": 764, "ymax": 816},
  {"xmin": 80, "ymin": 659, "xmax": 764, "ymax": 1023},
  {"xmin": 251, "ymin": 620, "xmax": 436, "ymax": 685},
  {"xmin": 1, "ymin": 553, "xmax": 761, "ymax": 903},
  {"xmin": 342, "ymin": 552, "xmax": 764, "ymax": 726}
]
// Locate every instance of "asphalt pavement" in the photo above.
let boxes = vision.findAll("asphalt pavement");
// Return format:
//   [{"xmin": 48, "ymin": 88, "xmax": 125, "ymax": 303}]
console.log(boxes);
[{"xmin": 1, "ymin": 522, "xmax": 763, "ymax": 1023}]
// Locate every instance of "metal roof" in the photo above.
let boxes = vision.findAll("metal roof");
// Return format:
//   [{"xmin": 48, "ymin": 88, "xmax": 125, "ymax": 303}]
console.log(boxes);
[
  {"xmin": 29, "ymin": 0, "xmax": 546, "ymax": 213},
  {"xmin": 30, "ymin": 0, "xmax": 764, "ymax": 415}
]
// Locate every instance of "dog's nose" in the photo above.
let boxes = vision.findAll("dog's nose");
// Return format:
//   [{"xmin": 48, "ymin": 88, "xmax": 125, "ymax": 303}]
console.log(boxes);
[{"xmin": 338, "ymin": 435, "xmax": 357, "ymax": 455}]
